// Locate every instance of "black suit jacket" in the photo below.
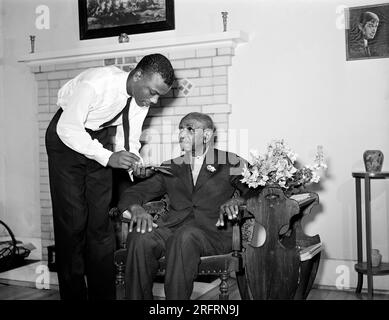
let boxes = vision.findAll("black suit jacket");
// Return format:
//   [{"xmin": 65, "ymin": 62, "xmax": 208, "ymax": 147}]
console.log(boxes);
[{"xmin": 118, "ymin": 148, "xmax": 252, "ymax": 245}]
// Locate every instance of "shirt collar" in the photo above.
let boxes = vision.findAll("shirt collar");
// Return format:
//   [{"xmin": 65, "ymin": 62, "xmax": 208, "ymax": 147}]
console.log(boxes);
[
  {"xmin": 118, "ymin": 71, "xmax": 130, "ymax": 99},
  {"xmin": 192, "ymin": 146, "xmax": 209, "ymax": 161}
]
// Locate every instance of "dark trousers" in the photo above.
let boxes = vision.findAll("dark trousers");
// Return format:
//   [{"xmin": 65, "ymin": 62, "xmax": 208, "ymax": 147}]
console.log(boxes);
[
  {"xmin": 111, "ymin": 168, "xmax": 135, "ymax": 208},
  {"xmin": 125, "ymin": 223, "xmax": 230, "ymax": 300},
  {"xmin": 45, "ymin": 109, "xmax": 116, "ymax": 300}
]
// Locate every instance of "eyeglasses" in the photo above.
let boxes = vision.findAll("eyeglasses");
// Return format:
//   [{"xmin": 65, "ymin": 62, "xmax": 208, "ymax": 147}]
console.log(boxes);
[{"xmin": 179, "ymin": 126, "xmax": 205, "ymax": 133}]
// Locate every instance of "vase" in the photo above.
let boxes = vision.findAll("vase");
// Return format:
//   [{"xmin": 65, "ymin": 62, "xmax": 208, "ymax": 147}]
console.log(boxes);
[
  {"xmin": 363, "ymin": 150, "xmax": 384, "ymax": 173},
  {"xmin": 371, "ymin": 249, "xmax": 382, "ymax": 267}
]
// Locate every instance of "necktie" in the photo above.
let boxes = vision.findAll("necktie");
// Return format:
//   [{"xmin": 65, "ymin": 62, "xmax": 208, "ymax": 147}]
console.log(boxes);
[{"xmin": 122, "ymin": 97, "xmax": 131, "ymax": 151}]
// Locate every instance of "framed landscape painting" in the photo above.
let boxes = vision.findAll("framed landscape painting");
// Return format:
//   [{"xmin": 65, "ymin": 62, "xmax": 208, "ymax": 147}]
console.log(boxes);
[
  {"xmin": 345, "ymin": 3, "xmax": 389, "ymax": 60},
  {"xmin": 78, "ymin": 0, "xmax": 175, "ymax": 40}
]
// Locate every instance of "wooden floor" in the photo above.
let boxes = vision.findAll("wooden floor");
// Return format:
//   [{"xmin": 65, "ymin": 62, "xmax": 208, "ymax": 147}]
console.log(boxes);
[
  {"xmin": 0, "ymin": 282, "xmax": 60, "ymax": 300},
  {"xmin": 198, "ymin": 278, "xmax": 389, "ymax": 300},
  {"xmin": 1, "ymin": 279, "xmax": 388, "ymax": 300}
]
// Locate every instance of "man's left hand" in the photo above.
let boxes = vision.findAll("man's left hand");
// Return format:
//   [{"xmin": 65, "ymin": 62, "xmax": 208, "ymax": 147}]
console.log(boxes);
[{"xmin": 216, "ymin": 197, "xmax": 246, "ymax": 227}]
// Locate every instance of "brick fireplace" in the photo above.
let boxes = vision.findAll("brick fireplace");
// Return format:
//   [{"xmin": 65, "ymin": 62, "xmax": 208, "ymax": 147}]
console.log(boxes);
[{"xmin": 19, "ymin": 31, "xmax": 248, "ymax": 260}]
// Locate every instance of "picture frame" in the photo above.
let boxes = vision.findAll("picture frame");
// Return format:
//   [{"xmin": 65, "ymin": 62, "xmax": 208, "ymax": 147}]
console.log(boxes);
[
  {"xmin": 345, "ymin": 3, "xmax": 389, "ymax": 61},
  {"xmin": 78, "ymin": 0, "xmax": 175, "ymax": 40}
]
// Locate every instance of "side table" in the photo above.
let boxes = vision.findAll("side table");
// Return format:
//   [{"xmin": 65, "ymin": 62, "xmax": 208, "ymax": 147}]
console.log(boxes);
[{"xmin": 352, "ymin": 171, "xmax": 389, "ymax": 299}]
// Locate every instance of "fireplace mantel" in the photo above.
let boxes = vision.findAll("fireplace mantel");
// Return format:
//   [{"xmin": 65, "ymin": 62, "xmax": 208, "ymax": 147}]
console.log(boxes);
[{"xmin": 19, "ymin": 31, "xmax": 249, "ymax": 66}]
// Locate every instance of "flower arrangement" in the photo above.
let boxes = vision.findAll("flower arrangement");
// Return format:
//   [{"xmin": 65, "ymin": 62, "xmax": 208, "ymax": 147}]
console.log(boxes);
[{"xmin": 241, "ymin": 139, "xmax": 327, "ymax": 194}]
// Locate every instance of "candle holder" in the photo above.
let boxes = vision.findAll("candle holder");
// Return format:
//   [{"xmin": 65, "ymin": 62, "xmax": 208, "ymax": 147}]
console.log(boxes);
[
  {"xmin": 29, "ymin": 35, "xmax": 36, "ymax": 53},
  {"xmin": 221, "ymin": 12, "xmax": 228, "ymax": 32}
]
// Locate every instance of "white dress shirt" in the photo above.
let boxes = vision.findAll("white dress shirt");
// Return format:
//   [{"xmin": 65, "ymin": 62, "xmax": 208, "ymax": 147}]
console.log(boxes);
[
  {"xmin": 56, "ymin": 65, "xmax": 149, "ymax": 167},
  {"xmin": 191, "ymin": 147, "xmax": 209, "ymax": 185}
]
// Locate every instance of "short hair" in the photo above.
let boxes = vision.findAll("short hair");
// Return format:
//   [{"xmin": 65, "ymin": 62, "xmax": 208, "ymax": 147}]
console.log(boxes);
[
  {"xmin": 135, "ymin": 53, "xmax": 175, "ymax": 87},
  {"xmin": 359, "ymin": 11, "xmax": 379, "ymax": 26},
  {"xmin": 179, "ymin": 112, "xmax": 215, "ymax": 132}
]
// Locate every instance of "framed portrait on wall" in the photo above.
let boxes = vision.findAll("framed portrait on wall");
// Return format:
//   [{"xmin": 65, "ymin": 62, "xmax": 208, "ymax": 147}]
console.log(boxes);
[
  {"xmin": 78, "ymin": 0, "xmax": 175, "ymax": 40},
  {"xmin": 345, "ymin": 3, "xmax": 389, "ymax": 60}
]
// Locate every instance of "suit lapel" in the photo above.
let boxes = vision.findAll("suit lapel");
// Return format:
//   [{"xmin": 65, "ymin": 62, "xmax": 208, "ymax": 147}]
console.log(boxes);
[
  {"xmin": 194, "ymin": 148, "xmax": 219, "ymax": 192},
  {"xmin": 173, "ymin": 154, "xmax": 194, "ymax": 194}
]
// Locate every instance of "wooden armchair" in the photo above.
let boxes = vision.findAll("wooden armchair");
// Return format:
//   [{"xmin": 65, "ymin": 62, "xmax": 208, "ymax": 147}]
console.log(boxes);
[
  {"xmin": 112, "ymin": 193, "xmax": 248, "ymax": 300},
  {"xmin": 112, "ymin": 186, "xmax": 322, "ymax": 300}
]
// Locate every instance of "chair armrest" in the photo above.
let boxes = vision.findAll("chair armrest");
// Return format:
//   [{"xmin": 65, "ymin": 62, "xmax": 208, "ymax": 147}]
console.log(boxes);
[
  {"xmin": 116, "ymin": 199, "xmax": 168, "ymax": 249},
  {"xmin": 232, "ymin": 221, "xmax": 241, "ymax": 254},
  {"xmin": 231, "ymin": 205, "xmax": 248, "ymax": 254},
  {"xmin": 143, "ymin": 200, "xmax": 168, "ymax": 221},
  {"xmin": 116, "ymin": 199, "xmax": 168, "ymax": 222}
]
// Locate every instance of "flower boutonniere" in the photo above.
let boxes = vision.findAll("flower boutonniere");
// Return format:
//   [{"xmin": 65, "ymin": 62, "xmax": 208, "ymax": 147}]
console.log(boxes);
[{"xmin": 207, "ymin": 165, "xmax": 216, "ymax": 173}]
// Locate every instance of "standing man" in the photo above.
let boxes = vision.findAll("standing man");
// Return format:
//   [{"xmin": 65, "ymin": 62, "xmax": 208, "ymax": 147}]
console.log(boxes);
[{"xmin": 45, "ymin": 54, "xmax": 174, "ymax": 300}]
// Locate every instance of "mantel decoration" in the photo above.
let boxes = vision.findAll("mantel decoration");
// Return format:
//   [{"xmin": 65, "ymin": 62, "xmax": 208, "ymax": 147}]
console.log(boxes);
[
  {"xmin": 78, "ymin": 0, "xmax": 175, "ymax": 40},
  {"xmin": 241, "ymin": 139, "xmax": 327, "ymax": 196},
  {"xmin": 29, "ymin": 35, "xmax": 36, "ymax": 53},
  {"xmin": 118, "ymin": 33, "xmax": 129, "ymax": 43},
  {"xmin": 221, "ymin": 11, "xmax": 228, "ymax": 32}
]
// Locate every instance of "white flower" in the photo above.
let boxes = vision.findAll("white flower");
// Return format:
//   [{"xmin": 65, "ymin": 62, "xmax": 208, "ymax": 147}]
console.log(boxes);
[
  {"xmin": 310, "ymin": 172, "xmax": 320, "ymax": 183},
  {"xmin": 248, "ymin": 181, "xmax": 260, "ymax": 188},
  {"xmin": 249, "ymin": 149, "xmax": 261, "ymax": 165},
  {"xmin": 287, "ymin": 151, "xmax": 298, "ymax": 163},
  {"xmin": 207, "ymin": 165, "xmax": 216, "ymax": 172},
  {"xmin": 250, "ymin": 166, "xmax": 259, "ymax": 180},
  {"xmin": 262, "ymin": 175, "xmax": 269, "ymax": 182},
  {"xmin": 241, "ymin": 165, "xmax": 251, "ymax": 178},
  {"xmin": 249, "ymin": 148, "xmax": 260, "ymax": 159},
  {"xmin": 278, "ymin": 180, "xmax": 287, "ymax": 188}
]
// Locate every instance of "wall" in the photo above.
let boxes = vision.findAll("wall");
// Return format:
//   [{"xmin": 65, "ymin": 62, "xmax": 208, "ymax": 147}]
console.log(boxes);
[
  {"xmin": 1, "ymin": 0, "xmax": 41, "ymax": 252},
  {"xmin": 2, "ymin": 0, "xmax": 389, "ymax": 290},
  {"xmin": 226, "ymin": 0, "xmax": 389, "ymax": 290}
]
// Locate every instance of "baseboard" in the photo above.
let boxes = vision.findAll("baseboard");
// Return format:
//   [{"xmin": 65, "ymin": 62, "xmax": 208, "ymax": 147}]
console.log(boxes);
[
  {"xmin": 311, "ymin": 283, "xmax": 389, "ymax": 296},
  {"xmin": 0, "ymin": 278, "xmax": 59, "ymax": 291},
  {"xmin": 314, "ymin": 258, "xmax": 389, "ymax": 292}
]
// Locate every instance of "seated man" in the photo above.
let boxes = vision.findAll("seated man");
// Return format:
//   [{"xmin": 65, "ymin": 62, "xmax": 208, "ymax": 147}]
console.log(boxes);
[{"xmin": 118, "ymin": 112, "xmax": 252, "ymax": 300}]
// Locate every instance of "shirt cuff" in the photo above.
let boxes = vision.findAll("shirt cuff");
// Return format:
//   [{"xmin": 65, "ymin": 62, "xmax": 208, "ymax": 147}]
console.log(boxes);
[
  {"xmin": 128, "ymin": 170, "xmax": 134, "ymax": 182},
  {"xmin": 95, "ymin": 148, "xmax": 113, "ymax": 167}
]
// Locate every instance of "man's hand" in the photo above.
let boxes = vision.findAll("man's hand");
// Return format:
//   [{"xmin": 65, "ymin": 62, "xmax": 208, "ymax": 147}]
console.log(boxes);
[
  {"xmin": 107, "ymin": 151, "xmax": 140, "ymax": 169},
  {"xmin": 216, "ymin": 197, "xmax": 246, "ymax": 227},
  {"xmin": 132, "ymin": 163, "xmax": 154, "ymax": 179},
  {"xmin": 125, "ymin": 204, "xmax": 158, "ymax": 233}
]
